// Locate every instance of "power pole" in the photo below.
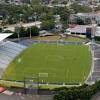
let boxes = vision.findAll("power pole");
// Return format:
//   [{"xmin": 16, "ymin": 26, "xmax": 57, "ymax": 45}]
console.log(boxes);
[{"xmin": 30, "ymin": 27, "xmax": 31, "ymax": 38}]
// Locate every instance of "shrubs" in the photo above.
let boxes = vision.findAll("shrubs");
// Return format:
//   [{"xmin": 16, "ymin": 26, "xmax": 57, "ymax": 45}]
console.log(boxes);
[
  {"xmin": 26, "ymin": 26, "xmax": 39, "ymax": 36},
  {"xmin": 94, "ymin": 36, "xmax": 100, "ymax": 41},
  {"xmin": 8, "ymin": 26, "xmax": 39, "ymax": 39},
  {"xmin": 53, "ymin": 81, "xmax": 100, "ymax": 100}
]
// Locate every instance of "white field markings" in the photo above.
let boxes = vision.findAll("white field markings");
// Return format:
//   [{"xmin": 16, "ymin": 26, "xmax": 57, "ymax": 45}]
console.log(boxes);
[
  {"xmin": 44, "ymin": 54, "xmax": 65, "ymax": 82},
  {"xmin": 17, "ymin": 58, "xmax": 22, "ymax": 63},
  {"xmin": 65, "ymin": 69, "xmax": 69, "ymax": 84},
  {"xmin": 39, "ymin": 73, "xmax": 48, "ymax": 78},
  {"xmin": 85, "ymin": 44, "xmax": 95, "ymax": 84},
  {"xmin": 90, "ymin": 46, "xmax": 94, "ymax": 83},
  {"xmin": 38, "ymin": 72, "xmax": 57, "ymax": 84},
  {"xmin": 45, "ymin": 55, "xmax": 64, "ymax": 62}
]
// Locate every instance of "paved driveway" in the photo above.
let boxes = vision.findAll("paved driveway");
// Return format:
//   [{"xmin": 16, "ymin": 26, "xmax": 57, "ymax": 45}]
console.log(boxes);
[{"xmin": 91, "ymin": 92, "xmax": 100, "ymax": 100}]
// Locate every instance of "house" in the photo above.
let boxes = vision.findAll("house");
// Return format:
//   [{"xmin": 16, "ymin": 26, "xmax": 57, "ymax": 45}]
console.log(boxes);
[
  {"xmin": 65, "ymin": 24, "xmax": 97, "ymax": 38},
  {"xmin": 3, "ymin": 0, "xmax": 31, "ymax": 5},
  {"xmin": 95, "ymin": 27, "xmax": 100, "ymax": 37},
  {"xmin": 0, "ymin": 0, "xmax": 5, "ymax": 3},
  {"xmin": 70, "ymin": 13, "xmax": 100, "ymax": 25}
]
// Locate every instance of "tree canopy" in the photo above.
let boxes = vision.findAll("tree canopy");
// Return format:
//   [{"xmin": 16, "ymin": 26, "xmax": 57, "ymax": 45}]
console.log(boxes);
[
  {"xmin": 53, "ymin": 81, "xmax": 100, "ymax": 100},
  {"xmin": 71, "ymin": 3, "xmax": 92, "ymax": 13}
]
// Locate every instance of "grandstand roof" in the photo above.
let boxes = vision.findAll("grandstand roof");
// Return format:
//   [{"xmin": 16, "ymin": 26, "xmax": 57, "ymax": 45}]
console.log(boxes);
[
  {"xmin": 0, "ymin": 33, "xmax": 13, "ymax": 42},
  {"xmin": 96, "ymin": 27, "xmax": 100, "ymax": 36},
  {"xmin": 70, "ymin": 25, "xmax": 92, "ymax": 34}
]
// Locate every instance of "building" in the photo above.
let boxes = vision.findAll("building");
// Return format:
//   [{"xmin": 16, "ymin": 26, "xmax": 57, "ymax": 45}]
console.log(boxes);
[
  {"xmin": 65, "ymin": 24, "xmax": 97, "ymax": 38},
  {"xmin": 0, "ymin": 0, "xmax": 5, "ymax": 3},
  {"xmin": 70, "ymin": 12, "xmax": 100, "ymax": 25},
  {"xmin": 1, "ymin": 0, "xmax": 31, "ymax": 5},
  {"xmin": 95, "ymin": 27, "xmax": 100, "ymax": 37},
  {"xmin": 4, "ymin": 21, "xmax": 41, "ymax": 32},
  {"xmin": 0, "ymin": 33, "xmax": 13, "ymax": 43}
]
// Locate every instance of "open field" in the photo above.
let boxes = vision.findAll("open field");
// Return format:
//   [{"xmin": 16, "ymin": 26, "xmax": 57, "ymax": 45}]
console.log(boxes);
[
  {"xmin": 32, "ymin": 35, "xmax": 61, "ymax": 41},
  {"xmin": 32, "ymin": 35, "xmax": 85, "ymax": 42},
  {"xmin": 65, "ymin": 36, "xmax": 85, "ymax": 42},
  {"xmin": 3, "ymin": 43, "xmax": 91, "ymax": 84}
]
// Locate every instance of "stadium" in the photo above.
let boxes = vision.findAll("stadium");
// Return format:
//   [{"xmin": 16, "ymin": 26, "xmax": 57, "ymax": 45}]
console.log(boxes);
[{"xmin": 0, "ymin": 33, "xmax": 98, "ymax": 88}]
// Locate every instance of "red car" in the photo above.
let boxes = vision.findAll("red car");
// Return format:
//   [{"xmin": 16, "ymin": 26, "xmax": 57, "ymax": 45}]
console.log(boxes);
[{"xmin": 0, "ymin": 87, "xmax": 6, "ymax": 93}]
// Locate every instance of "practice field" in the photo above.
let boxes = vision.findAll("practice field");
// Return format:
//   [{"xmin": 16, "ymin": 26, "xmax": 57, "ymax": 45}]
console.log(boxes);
[{"xmin": 2, "ymin": 43, "xmax": 91, "ymax": 84}]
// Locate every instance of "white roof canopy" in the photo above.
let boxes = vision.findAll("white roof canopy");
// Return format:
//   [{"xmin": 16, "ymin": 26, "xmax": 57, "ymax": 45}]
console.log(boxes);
[
  {"xmin": 70, "ymin": 25, "xmax": 92, "ymax": 34},
  {"xmin": 95, "ymin": 27, "xmax": 100, "ymax": 36},
  {"xmin": 0, "ymin": 33, "xmax": 13, "ymax": 42}
]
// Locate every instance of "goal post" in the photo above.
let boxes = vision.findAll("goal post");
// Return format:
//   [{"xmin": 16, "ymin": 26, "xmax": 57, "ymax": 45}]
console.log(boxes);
[
  {"xmin": 38, "ymin": 73, "xmax": 49, "ymax": 84},
  {"xmin": 38, "ymin": 73, "xmax": 48, "ymax": 78},
  {"xmin": 24, "ymin": 77, "xmax": 39, "ymax": 94}
]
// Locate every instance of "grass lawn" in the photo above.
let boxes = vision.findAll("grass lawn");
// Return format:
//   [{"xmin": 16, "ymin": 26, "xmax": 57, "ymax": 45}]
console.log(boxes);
[
  {"xmin": 32, "ymin": 35, "xmax": 61, "ymax": 41},
  {"xmin": 65, "ymin": 37, "xmax": 85, "ymax": 42},
  {"xmin": 2, "ymin": 43, "xmax": 91, "ymax": 84}
]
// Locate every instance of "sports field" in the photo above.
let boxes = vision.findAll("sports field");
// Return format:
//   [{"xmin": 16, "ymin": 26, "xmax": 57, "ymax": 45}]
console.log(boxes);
[{"xmin": 3, "ymin": 43, "xmax": 91, "ymax": 84}]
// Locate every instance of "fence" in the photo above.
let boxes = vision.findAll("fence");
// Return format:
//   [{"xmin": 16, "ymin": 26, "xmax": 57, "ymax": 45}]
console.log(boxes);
[
  {"xmin": 0, "ymin": 78, "xmax": 81, "ymax": 90},
  {"xmin": 29, "ymin": 40, "xmax": 83, "ymax": 45}
]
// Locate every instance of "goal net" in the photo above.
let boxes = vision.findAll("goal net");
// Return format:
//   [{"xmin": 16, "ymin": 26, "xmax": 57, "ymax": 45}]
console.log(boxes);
[{"xmin": 38, "ymin": 73, "xmax": 48, "ymax": 78}]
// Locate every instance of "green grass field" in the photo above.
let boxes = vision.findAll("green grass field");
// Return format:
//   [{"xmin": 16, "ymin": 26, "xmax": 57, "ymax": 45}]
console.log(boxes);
[
  {"xmin": 2, "ymin": 43, "xmax": 91, "ymax": 84},
  {"xmin": 65, "ymin": 37, "xmax": 85, "ymax": 42}
]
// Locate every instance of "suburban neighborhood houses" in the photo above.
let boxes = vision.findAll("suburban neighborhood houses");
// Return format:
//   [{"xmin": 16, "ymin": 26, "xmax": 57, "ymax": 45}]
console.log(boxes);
[{"xmin": 0, "ymin": 0, "xmax": 31, "ymax": 5}]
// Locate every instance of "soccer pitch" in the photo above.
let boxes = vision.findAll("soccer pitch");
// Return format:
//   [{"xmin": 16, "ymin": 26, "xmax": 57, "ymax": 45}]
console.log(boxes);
[{"xmin": 3, "ymin": 43, "xmax": 92, "ymax": 84}]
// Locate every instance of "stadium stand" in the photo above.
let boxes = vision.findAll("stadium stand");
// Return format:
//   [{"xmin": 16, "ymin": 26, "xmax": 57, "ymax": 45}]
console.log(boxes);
[
  {"xmin": 17, "ymin": 39, "xmax": 82, "ymax": 46},
  {"xmin": 86, "ymin": 43, "xmax": 100, "ymax": 84},
  {"xmin": 0, "ymin": 41, "xmax": 26, "ymax": 77}
]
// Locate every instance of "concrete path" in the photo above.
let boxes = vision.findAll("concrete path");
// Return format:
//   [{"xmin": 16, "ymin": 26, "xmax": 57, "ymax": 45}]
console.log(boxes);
[
  {"xmin": 91, "ymin": 92, "xmax": 100, "ymax": 100},
  {"xmin": 0, "ymin": 94, "xmax": 52, "ymax": 100}
]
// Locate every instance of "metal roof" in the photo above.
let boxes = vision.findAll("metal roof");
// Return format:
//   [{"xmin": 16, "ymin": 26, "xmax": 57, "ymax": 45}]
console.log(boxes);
[
  {"xmin": 0, "ymin": 33, "xmax": 13, "ymax": 42},
  {"xmin": 70, "ymin": 25, "xmax": 92, "ymax": 33}
]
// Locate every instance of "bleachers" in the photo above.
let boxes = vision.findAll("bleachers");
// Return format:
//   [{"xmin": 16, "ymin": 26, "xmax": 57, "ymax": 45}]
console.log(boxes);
[
  {"xmin": 0, "ymin": 41, "xmax": 26, "ymax": 77},
  {"xmin": 87, "ymin": 43, "xmax": 100, "ymax": 84}
]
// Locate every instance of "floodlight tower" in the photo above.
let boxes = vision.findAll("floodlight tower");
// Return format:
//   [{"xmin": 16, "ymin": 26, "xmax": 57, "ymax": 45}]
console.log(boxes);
[{"xmin": 91, "ymin": 0, "xmax": 96, "ymax": 42}]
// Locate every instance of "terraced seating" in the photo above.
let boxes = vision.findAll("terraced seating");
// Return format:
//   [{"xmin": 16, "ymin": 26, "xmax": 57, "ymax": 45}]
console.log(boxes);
[
  {"xmin": 86, "ymin": 43, "xmax": 100, "ymax": 84},
  {"xmin": 0, "ymin": 41, "xmax": 26, "ymax": 78}
]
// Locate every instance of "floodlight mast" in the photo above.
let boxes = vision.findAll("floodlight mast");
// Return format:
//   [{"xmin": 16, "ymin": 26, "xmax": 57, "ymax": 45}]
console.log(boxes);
[
  {"xmin": 29, "ymin": 27, "xmax": 31, "ymax": 39},
  {"xmin": 90, "ymin": 0, "xmax": 96, "ymax": 42}
]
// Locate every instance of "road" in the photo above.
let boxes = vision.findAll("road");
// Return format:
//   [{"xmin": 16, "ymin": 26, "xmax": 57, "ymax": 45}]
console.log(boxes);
[
  {"xmin": 3, "ymin": 21, "xmax": 41, "ymax": 32},
  {"xmin": 91, "ymin": 92, "xmax": 100, "ymax": 100},
  {"xmin": 0, "ymin": 94, "xmax": 52, "ymax": 100}
]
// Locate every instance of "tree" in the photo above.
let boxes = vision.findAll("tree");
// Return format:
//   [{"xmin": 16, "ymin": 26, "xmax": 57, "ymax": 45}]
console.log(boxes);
[
  {"xmin": 19, "ymin": 27, "xmax": 26, "ymax": 34},
  {"xmin": 53, "ymin": 81, "xmax": 100, "ymax": 100},
  {"xmin": 26, "ymin": 26, "xmax": 39, "ymax": 36},
  {"xmin": 53, "ymin": 7, "xmax": 71, "ymax": 29},
  {"xmin": 15, "ymin": 26, "xmax": 26, "ymax": 38},
  {"xmin": 31, "ymin": 0, "xmax": 40, "ymax": 5},
  {"xmin": 76, "ymin": 17, "xmax": 85, "ymax": 25},
  {"xmin": 41, "ymin": 20, "xmax": 55, "ymax": 30},
  {"xmin": 85, "ymin": 18, "xmax": 92, "ymax": 25},
  {"xmin": 71, "ymin": 3, "xmax": 92, "ymax": 13},
  {"xmin": 0, "ymin": 27, "xmax": 3, "ymax": 32},
  {"xmin": 95, "ymin": 5, "xmax": 100, "ymax": 11},
  {"xmin": 40, "ymin": 13, "xmax": 54, "ymax": 21},
  {"xmin": 3, "ymin": 30, "xmax": 12, "ymax": 33}
]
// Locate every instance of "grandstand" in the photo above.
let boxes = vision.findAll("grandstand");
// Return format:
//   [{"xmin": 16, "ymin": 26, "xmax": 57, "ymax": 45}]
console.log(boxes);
[
  {"xmin": 0, "ymin": 33, "xmax": 26, "ymax": 77},
  {"xmin": 87, "ymin": 43, "xmax": 100, "ymax": 84}
]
